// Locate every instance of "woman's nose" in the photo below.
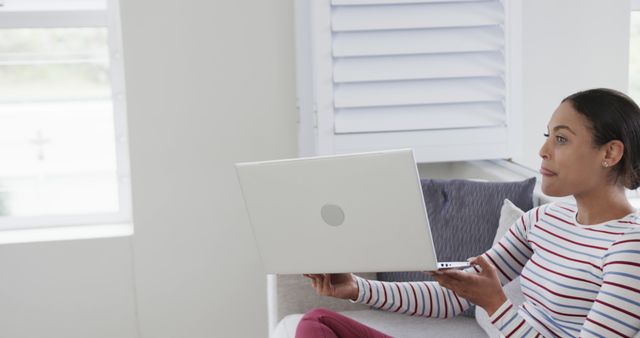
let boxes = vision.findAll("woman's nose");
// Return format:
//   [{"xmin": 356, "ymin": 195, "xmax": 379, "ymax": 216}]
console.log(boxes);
[{"xmin": 539, "ymin": 138, "xmax": 550, "ymax": 160}]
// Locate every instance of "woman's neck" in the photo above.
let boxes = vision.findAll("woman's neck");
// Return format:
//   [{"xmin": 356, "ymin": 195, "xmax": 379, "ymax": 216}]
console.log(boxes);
[{"xmin": 574, "ymin": 185, "xmax": 635, "ymax": 225}]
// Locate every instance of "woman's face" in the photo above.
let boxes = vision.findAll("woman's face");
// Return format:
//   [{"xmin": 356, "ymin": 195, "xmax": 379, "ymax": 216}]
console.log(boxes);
[{"xmin": 539, "ymin": 101, "xmax": 608, "ymax": 197}]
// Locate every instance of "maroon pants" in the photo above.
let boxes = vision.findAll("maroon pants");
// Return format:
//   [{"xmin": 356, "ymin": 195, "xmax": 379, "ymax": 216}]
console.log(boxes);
[{"xmin": 295, "ymin": 308, "xmax": 393, "ymax": 338}]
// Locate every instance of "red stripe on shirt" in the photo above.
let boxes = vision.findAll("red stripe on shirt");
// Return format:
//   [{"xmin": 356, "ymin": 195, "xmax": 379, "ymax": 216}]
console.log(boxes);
[
  {"xmin": 603, "ymin": 280, "xmax": 640, "ymax": 294},
  {"xmin": 499, "ymin": 241, "xmax": 526, "ymax": 267},
  {"xmin": 519, "ymin": 215, "xmax": 527, "ymax": 234},
  {"xmin": 612, "ymin": 239, "xmax": 640, "ymax": 246},
  {"xmin": 603, "ymin": 261, "xmax": 640, "ymax": 269},
  {"xmin": 509, "ymin": 228, "xmax": 533, "ymax": 253},
  {"xmin": 618, "ymin": 220, "xmax": 640, "ymax": 225},
  {"xmin": 585, "ymin": 317, "xmax": 628, "ymax": 338},
  {"xmin": 491, "ymin": 303, "xmax": 513, "ymax": 324},
  {"xmin": 558, "ymin": 205, "xmax": 575, "ymax": 213},
  {"xmin": 409, "ymin": 283, "xmax": 419, "ymax": 316},
  {"xmin": 380, "ymin": 283, "xmax": 388, "ymax": 309},
  {"xmin": 453, "ymin": 292, "xmax": 464, "ymax": 315},
  {"xmin": 595, "ymin": 299, "xmax": 640, "ymax": 321},
  {"xmin": 545, "ymin": 212, "xmax": 574, "ymax": 225},
  {"xmin": 485, "ymin": 252, "xmax": 513, "ymax": 281},
  {"xmin": 393, "ymin": 284, "xmax": 403, "ymax": 312}
]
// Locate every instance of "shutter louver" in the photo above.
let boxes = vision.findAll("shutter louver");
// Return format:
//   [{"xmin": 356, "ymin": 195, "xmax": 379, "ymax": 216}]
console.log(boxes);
[{"xmin": 331, "ymin": 0, "xmax": 506, "ymax": 135}]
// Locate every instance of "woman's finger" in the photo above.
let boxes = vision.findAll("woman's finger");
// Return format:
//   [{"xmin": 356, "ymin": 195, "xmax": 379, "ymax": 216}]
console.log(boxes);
[
  {"xmin": 308, "ymin": 274, "xmax": 321, "ymax": 291},
  {"xmin": 322, "ymin": 273, "xmax": 332, "ymax": 294},
  {"xmin": 472, "ymin": 255, "xmax": 496, "ymax": 276}
]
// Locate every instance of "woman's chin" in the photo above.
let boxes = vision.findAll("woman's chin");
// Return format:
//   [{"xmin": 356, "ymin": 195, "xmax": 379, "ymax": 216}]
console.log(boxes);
[
  {"xmin": 541, "ymin": 183, "xmax": 571, "ymax": 198},
  {"xmin": 541, "ymin": 182, "xmax": 560, "ymax": 197}
]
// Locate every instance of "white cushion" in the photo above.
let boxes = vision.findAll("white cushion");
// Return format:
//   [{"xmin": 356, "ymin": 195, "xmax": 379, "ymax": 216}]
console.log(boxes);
[
  {"xmin": 475, "ymin": 199, "xmax": 526, "ymax": 338},
  {"xmin": 272, "ymin": 314, "xmax": 303, "ymax": 338}
]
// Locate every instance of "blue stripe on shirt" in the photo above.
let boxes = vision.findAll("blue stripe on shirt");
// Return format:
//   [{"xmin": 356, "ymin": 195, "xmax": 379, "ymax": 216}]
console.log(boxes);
[
  {"xmin": 590, "ymin": 308, "xmax": 639, "ymax": 332},
  {"xmin": 535, "ymin": 250, "xmax": 601, "ymax": 280},
  {"xmin": 529, "ymin": 232, "xmax": 601, "ymax": 259},
  {"xmin": 539, "ymin": 219, "xmax": 615, "ymax": 244}
]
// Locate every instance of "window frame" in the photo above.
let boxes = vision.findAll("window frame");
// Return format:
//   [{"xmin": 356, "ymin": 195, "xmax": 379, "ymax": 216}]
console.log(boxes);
[{"xmin": 0, "ymin": 0, "xmax": 132, "ymax": 231}]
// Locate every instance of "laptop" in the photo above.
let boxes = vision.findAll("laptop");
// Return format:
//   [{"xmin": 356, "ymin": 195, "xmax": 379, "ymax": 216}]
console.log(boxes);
[{"xmin": 235, "ymin": 148, "xmax": 470, "ymax": 274}]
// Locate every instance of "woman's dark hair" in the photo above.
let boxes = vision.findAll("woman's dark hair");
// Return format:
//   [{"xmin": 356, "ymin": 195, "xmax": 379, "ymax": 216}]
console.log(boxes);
[{"xmin": 563, "ymin": 88, "xmax": 640, "ymax": 189}]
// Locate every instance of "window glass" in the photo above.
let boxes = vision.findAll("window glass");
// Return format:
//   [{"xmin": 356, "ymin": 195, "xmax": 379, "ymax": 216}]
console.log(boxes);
[{"xmin": 0, "ymin": 28, "xmax": 119, "ymax": 218}]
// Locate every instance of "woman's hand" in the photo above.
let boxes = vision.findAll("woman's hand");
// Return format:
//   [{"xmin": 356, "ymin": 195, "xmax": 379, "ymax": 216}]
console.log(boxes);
[
  {"xmin": 431, "ymin": 255, "xmax": 507, "ymax": 315},
  {"xmin": 303, "ymin": 273, "xmax": 359, "ymax": 301}
]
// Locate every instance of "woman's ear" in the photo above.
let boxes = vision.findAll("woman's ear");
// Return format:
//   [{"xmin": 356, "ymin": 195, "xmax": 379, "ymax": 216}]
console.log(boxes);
[{"xmin": 603, "ymin": 140, "xmax": 625, "ymax": 167}]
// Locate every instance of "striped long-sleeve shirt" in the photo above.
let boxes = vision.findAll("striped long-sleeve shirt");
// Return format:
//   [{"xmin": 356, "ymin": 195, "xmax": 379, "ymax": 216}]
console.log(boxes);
[{"xmin": 352, "ymin": 202, "xmax": 640, "ymax": 338}]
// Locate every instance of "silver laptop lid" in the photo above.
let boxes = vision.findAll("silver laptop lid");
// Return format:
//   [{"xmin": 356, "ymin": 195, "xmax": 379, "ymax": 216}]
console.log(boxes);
[{"xmin": 235, "ymin": 149, "xmax": 439, "ymax": 274}]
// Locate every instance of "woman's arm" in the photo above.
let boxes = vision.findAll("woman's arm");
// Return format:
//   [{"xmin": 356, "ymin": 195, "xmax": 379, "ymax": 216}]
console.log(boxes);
[
  {"xmin": 351, "ymin": 274, "xmax": 473, "ymax": 318},
  {"xmin": 351, "ymin": 206, "xmax": 541, "ymax": 319}
]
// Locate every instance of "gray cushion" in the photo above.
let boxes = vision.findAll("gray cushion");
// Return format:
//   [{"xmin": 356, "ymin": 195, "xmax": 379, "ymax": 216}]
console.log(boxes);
[{"xmin": 377, "ymin": 177, "xmax": 536, "ymax": 316}]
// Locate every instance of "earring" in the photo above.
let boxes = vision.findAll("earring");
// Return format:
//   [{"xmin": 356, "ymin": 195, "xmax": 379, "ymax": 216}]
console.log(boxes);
[{"xmin": 602, "ymin": 162, "xmax": 609, "ymax": 168}]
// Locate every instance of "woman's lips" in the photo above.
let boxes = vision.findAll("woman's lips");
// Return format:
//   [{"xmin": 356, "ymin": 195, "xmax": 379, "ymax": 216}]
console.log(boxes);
[{"xmin": 540, "ymin": 167, "xmax": 557, "ymax": 176}]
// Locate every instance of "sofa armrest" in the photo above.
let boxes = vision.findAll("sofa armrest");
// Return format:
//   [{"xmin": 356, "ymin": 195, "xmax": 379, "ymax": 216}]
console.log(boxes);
[{"xmin": 276, "ymin": 273, "xmax": 376, "ymax": 322}]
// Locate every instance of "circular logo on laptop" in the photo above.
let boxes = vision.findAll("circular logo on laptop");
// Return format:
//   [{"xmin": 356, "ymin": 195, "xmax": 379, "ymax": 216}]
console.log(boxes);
[{"xmin": 321, "ymin": 204, "xmax": 345, "ymax": 226}]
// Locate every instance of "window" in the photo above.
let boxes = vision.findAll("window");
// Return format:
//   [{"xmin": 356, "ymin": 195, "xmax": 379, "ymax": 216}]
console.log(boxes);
[
  {"xmin": 0, "ymin": 0, "xmax": 131, "ymax": 230},
  {"xmin": 631, "ymin": 0, "xmax": 640, "ymax": 103}
]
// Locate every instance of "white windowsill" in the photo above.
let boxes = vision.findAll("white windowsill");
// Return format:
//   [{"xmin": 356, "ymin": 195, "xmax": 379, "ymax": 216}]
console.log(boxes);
[{"xmin": 0, "ymin": 222, "xmax": 133, "ymax": 245}]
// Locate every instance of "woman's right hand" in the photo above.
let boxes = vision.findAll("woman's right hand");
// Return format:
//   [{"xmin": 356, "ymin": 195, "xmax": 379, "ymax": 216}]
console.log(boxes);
[{"xmin": 303, "ymin": 273, "xmax": 359, "ymax": 301}]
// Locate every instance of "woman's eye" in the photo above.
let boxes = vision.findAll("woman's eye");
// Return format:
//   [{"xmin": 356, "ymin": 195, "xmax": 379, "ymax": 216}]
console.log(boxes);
[
  {"xmin": 543, "ymin": 133, "xmax": 550, "ymax": 138},
  {"xmin": 556, "ymin": 136, "xmax": 567, "ymax": 144}
]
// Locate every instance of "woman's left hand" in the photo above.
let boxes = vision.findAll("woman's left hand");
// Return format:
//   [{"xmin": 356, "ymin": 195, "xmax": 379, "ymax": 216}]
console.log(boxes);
[{"xmin": 431, "ymin": 255, "xmax": 507, "ymax": 315}]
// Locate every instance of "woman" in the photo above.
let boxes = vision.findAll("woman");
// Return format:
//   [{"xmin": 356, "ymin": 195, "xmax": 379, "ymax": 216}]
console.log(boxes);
[{"xmin": 297, "ymin": 88, "xmax": 640, "ymax": 338}]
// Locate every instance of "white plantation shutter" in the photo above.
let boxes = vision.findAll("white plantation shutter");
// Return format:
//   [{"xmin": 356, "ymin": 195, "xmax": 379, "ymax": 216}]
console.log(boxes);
[{"xmin": 296, "ymin": 0, "xmax": 513, "ymax": 162}]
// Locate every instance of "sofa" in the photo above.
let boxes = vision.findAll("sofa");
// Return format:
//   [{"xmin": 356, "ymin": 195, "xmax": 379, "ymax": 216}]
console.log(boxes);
[{"xmin": 272, "ymin": 177, "xmax": 539, "ymax": 338}]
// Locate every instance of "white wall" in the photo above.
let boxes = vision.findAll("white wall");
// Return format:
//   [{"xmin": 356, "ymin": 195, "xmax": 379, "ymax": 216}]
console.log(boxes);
[
  {"xmin": 0, "ymin": 2, "xmax": 631, "ymax": 338},
  {"xmin": 0, "ymin": 238, "xmax": 138, "ymax": 338},
  {"xmin": 120, "ymin": 1, "xmax": 296, "ymax": 337},
  {"xmin": 514, "ymin": 0, "xmax": 631, "ymax": 169}
]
